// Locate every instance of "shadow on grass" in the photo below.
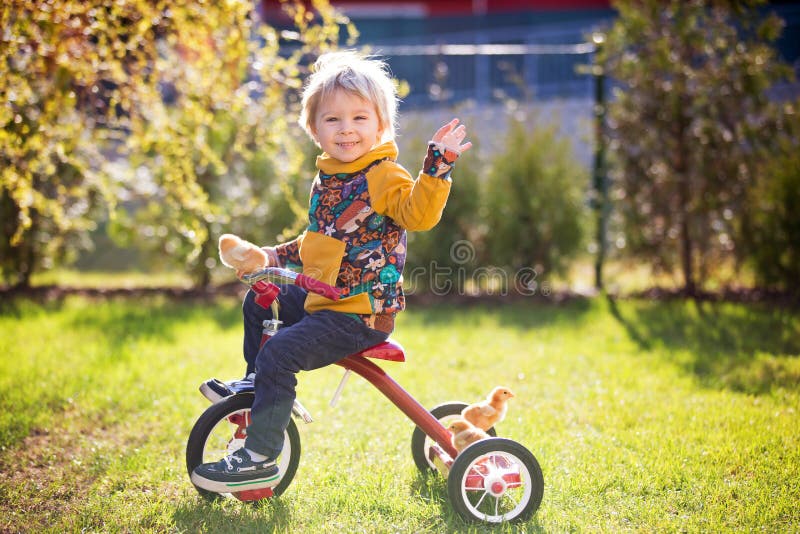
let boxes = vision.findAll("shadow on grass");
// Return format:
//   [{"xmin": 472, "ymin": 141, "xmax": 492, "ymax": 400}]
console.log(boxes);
[
  {"xmin": 410, "ymin": 472, "xmax": 545, "ymax": 533},
  {"xmin": 606, "ymin": 295, "xmax": 800, "ymax": 394},
  {"xmin": 172, "ymin": 494, "xmax": 294, "ymax": 533}
]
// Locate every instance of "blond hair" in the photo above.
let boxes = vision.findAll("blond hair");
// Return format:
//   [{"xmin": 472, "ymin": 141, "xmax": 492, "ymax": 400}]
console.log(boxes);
[{"xmin": 299, "ymin": 51, "xmax": 398, "ymax": 143}]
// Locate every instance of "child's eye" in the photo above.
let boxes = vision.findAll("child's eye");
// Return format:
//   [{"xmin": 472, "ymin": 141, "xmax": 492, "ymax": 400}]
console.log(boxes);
[
  {"xmin": 325, "ymin": 117, "xmax": 338, "ymax": 122},
  {"xmin": 355, "ymin": 116, "xmax": 367, "ymax": 120}
]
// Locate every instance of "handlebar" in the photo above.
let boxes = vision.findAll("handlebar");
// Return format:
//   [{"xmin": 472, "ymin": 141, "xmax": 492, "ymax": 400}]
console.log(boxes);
[{"xmin": 241, "ymin": 267, "xmax": 341, "ymax": 301}]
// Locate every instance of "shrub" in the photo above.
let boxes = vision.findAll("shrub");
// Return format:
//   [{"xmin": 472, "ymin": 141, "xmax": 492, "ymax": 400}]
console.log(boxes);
[
  {"xmin": 484, "ymin": 117, "xmax": 588, "ymax": 282},
  {"xmin": 739, "ymin": 132, "xmax": 800, "ymax": 292}
]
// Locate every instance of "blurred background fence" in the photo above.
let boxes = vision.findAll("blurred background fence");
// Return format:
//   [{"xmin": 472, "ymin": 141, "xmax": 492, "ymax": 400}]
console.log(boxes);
[{"xmin": 369, "ymin": 27, "xmax": 598, "ymax": 105}]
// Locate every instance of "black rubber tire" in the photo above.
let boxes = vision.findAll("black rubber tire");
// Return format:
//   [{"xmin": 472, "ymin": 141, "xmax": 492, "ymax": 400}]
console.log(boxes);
[
  {"xmin": 410, "ymin": 402, "xmax": 497, "ymax": 473},
  {"xmin": 447, "ymin": 437, "xmax": 543, "ymax": 523},
  {"xmin": 186, "ymin": 393, "xmax": 301, "ymax": 500}
]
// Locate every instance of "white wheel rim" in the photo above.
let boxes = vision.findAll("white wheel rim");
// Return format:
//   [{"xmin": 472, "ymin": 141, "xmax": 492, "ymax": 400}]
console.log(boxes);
[
  {"xmin": 458, "ymin": 451, "xmax": 533, "ymax": 522},
  {"xmin": 202, "ymin": 407, "xmax": 293, "ymax": 498},
  {"xmin": 423, "ymin": 414, "xmax": 464, "ymax": 469}
]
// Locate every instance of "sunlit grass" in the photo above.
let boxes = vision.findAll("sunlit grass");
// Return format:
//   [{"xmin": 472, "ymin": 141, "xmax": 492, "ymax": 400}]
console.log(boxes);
[
  {"xmin": 29, "ymin": 269, "xmax": 196, "ymax": 289},
  {"xmin": 1, "ymin": 295, "xmax": 798, "ymax": 532},
  {"xmin": 27, "ymin": 268, "xmax": 245, "ymax": 290},
  {"xmin": 557, "ymin": 256, "xmax": 760, "ymax": 295}
]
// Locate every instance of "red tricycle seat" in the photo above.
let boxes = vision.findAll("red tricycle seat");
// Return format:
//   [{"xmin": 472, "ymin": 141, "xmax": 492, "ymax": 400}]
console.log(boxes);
[{"xmin": 353, "ymin": 339, "xmax": 406, "ymax": 362}]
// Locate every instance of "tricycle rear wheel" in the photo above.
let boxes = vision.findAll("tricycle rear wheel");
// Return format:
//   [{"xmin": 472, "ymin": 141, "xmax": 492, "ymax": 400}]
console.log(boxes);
[
  {"xmin": 447, "ymin": 437, "xmax": 543, "ymax": 523},
  {"xmin": 410, "ymin": 402, "xmax": 496, "ymax": 473}
]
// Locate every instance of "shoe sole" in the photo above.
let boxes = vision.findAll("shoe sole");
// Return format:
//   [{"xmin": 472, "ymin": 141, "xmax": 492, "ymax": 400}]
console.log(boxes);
[
  {"xmin": 199, "ymin": 383, "xmax": 227, "ymax": 403},
  {"xmin": 190, "ymin": 469, "xmax": 280, "ymax": 493}
]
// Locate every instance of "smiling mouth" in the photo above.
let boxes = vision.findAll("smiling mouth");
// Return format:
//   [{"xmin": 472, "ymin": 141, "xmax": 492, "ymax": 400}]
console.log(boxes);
[{"xmin": 337, "ymin": 141, "xmax": 358, "ymax": 149}]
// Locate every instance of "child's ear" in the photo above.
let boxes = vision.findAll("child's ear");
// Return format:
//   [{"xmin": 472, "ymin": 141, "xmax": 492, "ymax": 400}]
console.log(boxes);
[{"xmin": 309, "ymin": 125, "xmax": 321, "ymax": 147}]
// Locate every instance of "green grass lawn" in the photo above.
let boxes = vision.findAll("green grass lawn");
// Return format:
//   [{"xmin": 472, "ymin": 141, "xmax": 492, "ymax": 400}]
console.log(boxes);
[{"xmin": 1, "ymin": 295, "xmax": 798, "ymax": 532}]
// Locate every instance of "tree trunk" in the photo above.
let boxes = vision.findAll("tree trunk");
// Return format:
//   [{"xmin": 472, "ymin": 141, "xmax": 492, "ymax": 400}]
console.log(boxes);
[
  {"xmin": 678, "ymin": 196, "xmax": 695, "ymax": 295},
  {"xmin": 674, "ymin": 91, "xmax": 696, "ymax": 296},
  {"xmin": 13, "ymin": 214, "xmax": 38, "ymax": 290},
  {"xmin": 192, "ymin": 224, "xmax": 214, "ymax": 290}
]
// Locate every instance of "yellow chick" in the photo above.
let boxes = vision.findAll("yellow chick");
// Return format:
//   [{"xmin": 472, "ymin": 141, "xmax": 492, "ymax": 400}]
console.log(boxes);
[
  {"xmin": 218, "ymin": 234, "xmax": 275, "ymax": 277},
  {"xmin": 447, "ymin": 418, "xmax": 490, "ymax": 454},
  {"xmin": 461, "ymin": 386, "xmax": 515, "ymax": 431}
]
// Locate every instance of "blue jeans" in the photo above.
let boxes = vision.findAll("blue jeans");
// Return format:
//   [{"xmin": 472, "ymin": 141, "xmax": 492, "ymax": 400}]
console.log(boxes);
[{"xmin": 241, "ymin": 285, "xmax": 388, "ymax": 457}]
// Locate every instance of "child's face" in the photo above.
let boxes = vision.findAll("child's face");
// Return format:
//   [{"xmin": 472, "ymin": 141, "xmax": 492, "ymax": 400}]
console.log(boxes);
[{"xmin": 311, "ymin": 88, "xmax": 384, "ymax": 163}]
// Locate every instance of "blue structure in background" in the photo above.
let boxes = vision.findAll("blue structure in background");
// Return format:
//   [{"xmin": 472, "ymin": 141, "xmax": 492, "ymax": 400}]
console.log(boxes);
[
  {"xmin": 315, "ymin": 1, "xmax": 800, "ymax": 108},
  {"xmin": 336, "ymin": 4, "xmax": 616, "ymax": 107}
]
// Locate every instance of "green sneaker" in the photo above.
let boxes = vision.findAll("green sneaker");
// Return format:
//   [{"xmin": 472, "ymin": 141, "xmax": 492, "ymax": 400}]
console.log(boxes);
[{"xmin": 191, "ymin": 448, "xmax": 279, "ymax": 493}]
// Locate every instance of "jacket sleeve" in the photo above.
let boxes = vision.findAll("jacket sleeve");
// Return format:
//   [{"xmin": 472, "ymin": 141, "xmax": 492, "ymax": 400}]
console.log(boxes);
[
  {"xmin": 367, "ymin": 160, "xmax": 452, "ymax": 231},
  {"xmin": 274, "ymin": 231, "xmax": 305, "ymax": 268}
]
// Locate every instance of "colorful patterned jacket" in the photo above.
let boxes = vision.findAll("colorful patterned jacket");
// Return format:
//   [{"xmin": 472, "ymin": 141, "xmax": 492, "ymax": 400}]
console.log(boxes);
[{"xmin": 274, "ymin": 140, "xmax": 455, "ymax": 332}]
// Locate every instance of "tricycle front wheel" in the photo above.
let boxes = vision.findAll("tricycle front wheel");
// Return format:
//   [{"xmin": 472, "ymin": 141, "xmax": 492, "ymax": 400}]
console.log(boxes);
[
  {"xmin": 185, "ymin": 392, "xmax": 300, "ymax": 501},
  {"xmin": 447, "ymin": 437, "xmax": 543, "ymax": 523}
]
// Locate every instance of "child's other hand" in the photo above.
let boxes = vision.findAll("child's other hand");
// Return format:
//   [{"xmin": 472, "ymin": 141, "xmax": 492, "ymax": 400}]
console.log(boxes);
[
  {"xmin": 432, "ymin": 118, "xmax": 472, "ymax": 154},
  {"xmin": 422, "ymin": 118, "xmax": 470, "ymax": 179}
]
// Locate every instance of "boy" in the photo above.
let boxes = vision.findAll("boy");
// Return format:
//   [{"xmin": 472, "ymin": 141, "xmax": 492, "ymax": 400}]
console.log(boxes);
[{"xmin": 192, "ymin": 51, "xmax": 471, "ymax": 492}]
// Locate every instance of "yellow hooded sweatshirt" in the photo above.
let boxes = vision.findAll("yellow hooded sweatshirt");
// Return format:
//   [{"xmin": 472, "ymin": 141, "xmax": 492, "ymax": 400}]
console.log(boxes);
[{"xmin": 274, "ymin": 141, "xmax": 451, "ymax": 331}]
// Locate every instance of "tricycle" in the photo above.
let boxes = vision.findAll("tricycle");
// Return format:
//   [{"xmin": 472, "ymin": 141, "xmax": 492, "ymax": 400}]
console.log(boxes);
[{"xmin": 185, "ymin": 267, "xmax": 544, "ymax": 523}]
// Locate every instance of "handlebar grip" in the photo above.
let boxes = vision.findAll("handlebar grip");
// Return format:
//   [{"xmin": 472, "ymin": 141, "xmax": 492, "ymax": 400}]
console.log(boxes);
[
  {"xmin": 252, "ymin": 280, "xmax": 281, "ymax": 309},
  {"xmin": 295, "ymin": 273, "xmax": 340, "ymax": 301}
]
